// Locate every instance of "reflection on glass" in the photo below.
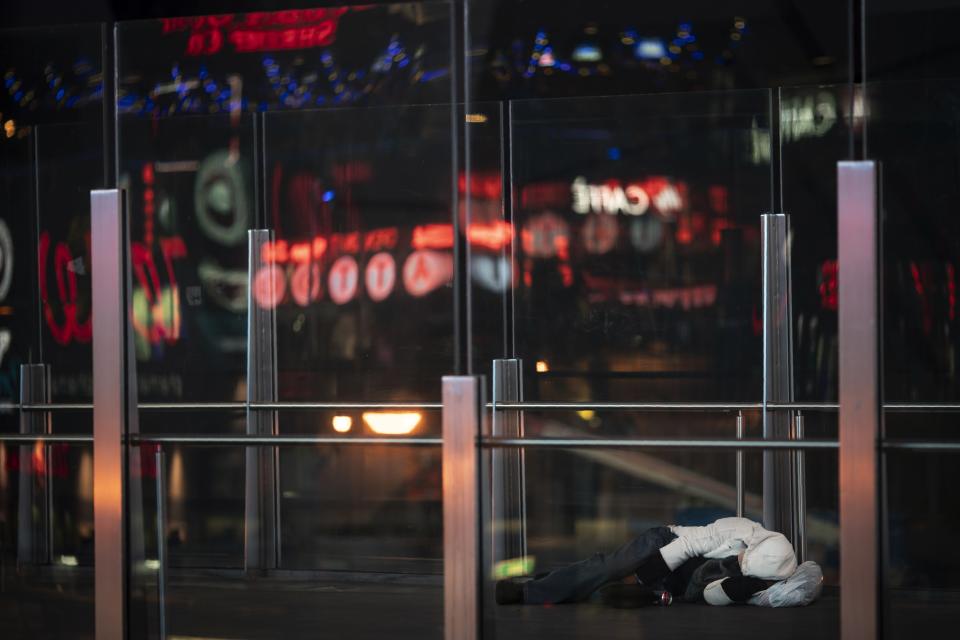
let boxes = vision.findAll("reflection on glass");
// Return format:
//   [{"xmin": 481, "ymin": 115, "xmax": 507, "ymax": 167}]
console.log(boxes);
[
  {"xmin": 508, "ymin": 91, "xmax": 770, "ymax": 402},
  {"xmin": 264, "ymin": 105, "xmax": 455, "ymax": 402},
  {"xmin": 117, "ymin": 114, "xmax": 256, "ymax": 404}
]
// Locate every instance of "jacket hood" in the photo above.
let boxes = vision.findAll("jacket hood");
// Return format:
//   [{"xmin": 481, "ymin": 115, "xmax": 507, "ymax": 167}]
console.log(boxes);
[{"xmin": 740, "ymin": 532, "xmax": 797, "ymax": 580}]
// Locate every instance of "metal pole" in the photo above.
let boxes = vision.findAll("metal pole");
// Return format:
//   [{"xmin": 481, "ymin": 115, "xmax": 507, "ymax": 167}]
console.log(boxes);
[
  {"xmin": 91, "ymin": 188, "xmax": 130, "ymax": 640},
  {"xmin": 155, "ymin": 449, "xmax": 167, "ymax": 640},
  {"xmin": 245, "ymin": 229, "xmax": 280, "ymax": 572},
  {"xmin": 793, "ymin": 412, "xmax": 807, "ymax": 564},
  {"xmin": 736, "ymin": 411, "xmax": 745, "ymax": 518},
  {"xmin": 17, "ymin": 364, "xmax": 51, "ymax": 566},
  {"xmin": 761, "ymin": 213, "xmax": 798, "ymax": 544},
  {"xmin": 838, "ymin": 160, "xmax": 879, "ymax": 640},
  {"xmin": 442, "ymin": 376, "xmax": 482, "ymax": 640},
  {"xmin": 490, "ymin": 359, "xmax": 526, "ymax": 569}
]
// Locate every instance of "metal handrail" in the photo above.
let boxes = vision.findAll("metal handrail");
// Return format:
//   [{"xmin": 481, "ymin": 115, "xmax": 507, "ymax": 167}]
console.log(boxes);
[
  {"xmin": 481, "ymin": 437, "xmax": 838, "ymax": 449},
  {"xmin": 0, "ymin": 434, "xmax": 94, "ymax": 444},
  {"xmin": 881, "ymin": 441, "xmax": 960, "ymax": 451},
  {"xmin": 128, "ymin": 435, "xmax": 443, "ymax": 446},
  {"xmin": 6, "ymin": 401, "xmax": 443, "ymax": 412},
  {"xmin": 4, "ymin": 433, "xmax": 959, "ymax": 451},
  {"xmin": 7, "ymin": 400, "xmax": 960, "ymax": 413},
  {"xmin": 489, "ymin": 402, "xmax": 762, "ymax": 411}
]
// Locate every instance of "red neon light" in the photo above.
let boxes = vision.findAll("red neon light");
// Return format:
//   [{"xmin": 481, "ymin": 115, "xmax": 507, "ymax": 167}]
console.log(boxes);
[
  {"xmin": 169, "ymin": 9, "xmax": 351, "ymax": 56},
  {"xmin": 412, "ymin": 224, "xmax": 454, "ymax": 250},
  {"xmin": 130, "ymin": 238, "xmax": 188, "ymax": 346},
  {"xmin": 364, "ymin": 228, "xmax": 398, "ymax": 252},
  {"xmin": 39, "ymin": 232, "xmax": 92, "ymax": 346},
  {"xmin": 467, "ymin": 221, "xmax": 513, "ymax": 251},
  {"xmin": 289, "ymin": 242, "xmax": 312, "ymax": 264},
  {"xmin": 227, "ymin": 22, "xmax": 337, "ymax": 53},
  {"xmin": 330, "ymin": 232, "xmax": 360, "ymax": 255},
  {"xmin": 818, "ymin": 260, "xmax": 838, "ymax": 311},
  {"xmin": 458, "ymin": 171, "xmax": 502, "ymax": 199},
  {"xmin": 262, "ymin": 239, "xmax": 288, "ymax": 264}
]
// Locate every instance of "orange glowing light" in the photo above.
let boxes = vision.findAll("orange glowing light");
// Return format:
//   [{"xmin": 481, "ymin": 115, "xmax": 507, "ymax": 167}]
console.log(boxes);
[
  {"xmin": 535, "ymin": 360, "xmax": 549, "ymax": 373},
  {"xmin": 332, "ymin": 416, "xmax": 353, "ymax": 433},
  {"xmin": 412, "ymin": 224, "xmax": 454, "ymax": 250},
  {"xmin": 467, "ymin": 221, "xmax": 513, "ymax": 250},
  {"xmin": 362, "ymin": 412, "xmax": 422, "ymax": 435},
  {"xmin": 289, "ymin": 242, "xmax": 312, "ymax": 264}
]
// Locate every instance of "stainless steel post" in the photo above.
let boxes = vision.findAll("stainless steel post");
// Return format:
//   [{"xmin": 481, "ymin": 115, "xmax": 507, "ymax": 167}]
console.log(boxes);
[
  {"xmin": 17, "ymin": 363, "xmax": 51, "ymax": 566},
  {"xmin": 155, "ymin": 449, "xmax": 167, "ymax": 640},
  {"xmin": 761, "ymin": 213, "xmax": 797, "ymax": 544},
  {"xmin": 92, "ymin": 188, "xmax": 137, "ymax": 640},
  {"xmin": 735, "ymin": 410, "xmax": 745, "ymax": 518},
  {"xmin": 443, "ymin": 376, "xmax": 482, "ymax": 640},
  {"xmin": 490, "ymin": 359, "xmax": 526, "ymax": 569},
  {"xmin": 793, "ymin": 411, "xmax": 807, "ymax": 564},
  {"xmin": 245, "ymin": 229, "xmax": 280, "ymax": 572},
  {"xmin": 838, "ymin": 161, "xmax": 879, "ymax": 640}
]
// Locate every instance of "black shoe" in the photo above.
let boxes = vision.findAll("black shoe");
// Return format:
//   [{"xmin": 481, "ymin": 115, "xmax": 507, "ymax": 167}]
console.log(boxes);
[{"xmin": 495, "ymin": 578, "xmax": 526, "ymax": 605}]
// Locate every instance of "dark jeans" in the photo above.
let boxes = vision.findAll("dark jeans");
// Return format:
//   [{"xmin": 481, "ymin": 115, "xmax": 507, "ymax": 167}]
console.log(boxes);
[{"xmin": 523, "ymin": 526, "xmax": 678, "ymax": 604}]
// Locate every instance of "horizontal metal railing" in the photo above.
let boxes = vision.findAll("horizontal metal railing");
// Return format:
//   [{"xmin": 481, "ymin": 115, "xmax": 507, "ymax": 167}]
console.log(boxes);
[
  {"xmin": 129, "ymin": 435, "xmax": 443, "ymax": 446},
  {"xmin": 0, "ymin": 434, "xmax": 94, "ymax": 444},
  {"xmin": 3, "ymin": 433, "xmax": 958, "ymax": 451},
  {"xmin": 3, "ymin": 401, "xmax": 443, "ymax": 412},
  {"xmin": 489, "ymin": 402, "xmax": 762, "ymax": 411},
  {"xmin": 6, "ymin": 400, "xmax": 960, "ymax": 413},
  {"xmin": 481, "ymin": 437, "xmax": 838, "ymax": 449}
]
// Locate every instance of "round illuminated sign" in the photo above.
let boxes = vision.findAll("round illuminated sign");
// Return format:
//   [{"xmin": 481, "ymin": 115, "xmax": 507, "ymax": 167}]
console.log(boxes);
[
  {"xmin": 328, "ymin": 255, "xmax": 359, "ymax": 305},
  {"xmin": 252, "ymin": 265, "xmax": 286, "ymax": 309},
  {"xmin": 364, "ymin": 252, "xmax": 396, "ymax": 302},
  {"xmin": 290, "ymin": 262, "xmax": 322, "ymax": 306}
]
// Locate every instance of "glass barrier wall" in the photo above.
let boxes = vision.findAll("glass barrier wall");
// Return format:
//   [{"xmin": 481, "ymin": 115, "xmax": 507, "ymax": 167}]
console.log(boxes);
[
  {"xmin": 466, "ymin": 2, "xmax": 852, "ymax": 639},
  {"xmin": 863, "ymin": 3, "xmax": 960, "ymax": 638},
  {"xmin": 0, "ymin": 22, "xmax": 106, "ymax": 639},
  {"xmin": 114, "ymin": 4, "xmax": 455, "ymax": 639}
]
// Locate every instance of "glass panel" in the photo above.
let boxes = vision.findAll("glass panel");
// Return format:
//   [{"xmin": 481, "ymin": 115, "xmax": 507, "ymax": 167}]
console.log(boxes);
[
  {"xmin": 864, "ymin": 75, "xmax": 960, "ymax": 637},
  {"xmin": 507, "ymin": 90, "xmax": 771, "ymax": 402},
  {"xmin": 117, "ymin": 112, "xmax": 256, "ymax": 404},
  {"xmin": 467, "ymin": 2, "xmax": 853, "ymax": 637},
  {"xmin": 263, "ymin": 103, "xmax": 455, "ymax": 402},
  {"xmin": 780, "ymin": 85, "xmax": 858, "ymax": 403},
  {"xmin": 1, "ymin": 21, "xmax": 104, "ymax": 639},
  {"xmin": 117, "ymin": 4, "xmax": 455, "ymax": 639}
]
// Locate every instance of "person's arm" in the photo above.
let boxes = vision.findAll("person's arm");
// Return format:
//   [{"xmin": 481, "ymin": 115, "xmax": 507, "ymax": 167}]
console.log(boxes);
[
  {"xmin": 659, "ymin": 518, "xmax": 756, "ymax": 570},
  {"xmin": 703, "ymin": 576, "xmax": 770, "ymax": 606}
]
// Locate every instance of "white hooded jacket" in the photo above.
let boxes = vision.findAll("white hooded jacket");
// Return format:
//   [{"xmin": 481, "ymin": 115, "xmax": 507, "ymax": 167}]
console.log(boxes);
[{"xmin": 659, "ymin": 517, "xmax": 798, "ymax": 581}]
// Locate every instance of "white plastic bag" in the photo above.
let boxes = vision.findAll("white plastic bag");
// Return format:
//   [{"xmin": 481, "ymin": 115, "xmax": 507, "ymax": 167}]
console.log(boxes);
[{"xmin": 748, "ymin": 561, "xmax": 823, "ymax": 608}]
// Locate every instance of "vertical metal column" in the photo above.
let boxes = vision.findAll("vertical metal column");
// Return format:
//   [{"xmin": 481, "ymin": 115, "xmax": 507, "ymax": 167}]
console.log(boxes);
[
  {"xmin": 92, "ymin": 188, "xmax": 132, "ymax": 640},
  {"xmin": 245, "ymin": 229, "xmax": 280, "ymax": 572},
  {"xmin": 490, "ymin": 359, "xmax": 527, "ymax": 569},
  {"xmin": 443, "ymin": 376, "xmax": 482, "ymax": 640},
  {"xmin": 792, "ymin": 412, "xmax": 807, "ymax": 564},
  {"xmin": 155, "ymin": 449, "xmax": 168, "ymax": 640},
  {"xmin": 735, "ymin": 411, "xmax": 745, "ymax": 519},
  {"xmin": 838, "ymin": 161, "xmax": 879, "ymax": 640},
  {"xmin": 761, "ymin": 213, "xmax": 798, "ymax": 545},
  {"xmin": 17, "ymin": 363, "xmax": 51, "ymax": 566}
]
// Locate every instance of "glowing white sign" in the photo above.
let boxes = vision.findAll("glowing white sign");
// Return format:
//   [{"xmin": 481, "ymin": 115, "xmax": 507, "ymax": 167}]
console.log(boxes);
[{"xmin": 571, "ymin": 177, "xmax": 650, "ymax": 216}]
